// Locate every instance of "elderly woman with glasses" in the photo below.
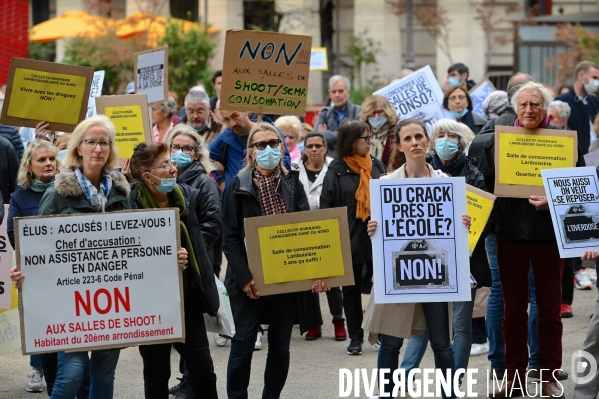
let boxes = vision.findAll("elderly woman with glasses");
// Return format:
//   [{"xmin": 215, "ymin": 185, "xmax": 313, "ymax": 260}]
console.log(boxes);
[
  {"xmin": 10, "ymin": 115, "xmax": 131, "ymax": 398},
  {"xmin": 320, "ymin": 120, "xmax": 387, "ymax": 356}
]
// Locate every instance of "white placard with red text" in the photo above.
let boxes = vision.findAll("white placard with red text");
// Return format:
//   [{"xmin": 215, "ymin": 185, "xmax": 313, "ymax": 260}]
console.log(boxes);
[
  {"xmin": 15, "ymin": 209, "xmax": 184, "ymax": 354},
  {"xmin": 0, "ymin": 204, "xmax": 13, "ymax": 310}
]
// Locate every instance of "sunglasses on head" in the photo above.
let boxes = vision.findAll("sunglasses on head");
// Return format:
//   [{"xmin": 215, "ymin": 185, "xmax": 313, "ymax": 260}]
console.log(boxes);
[{"xmin": 251, "ymin": 139, "xmax": 281, "ymax": 150}]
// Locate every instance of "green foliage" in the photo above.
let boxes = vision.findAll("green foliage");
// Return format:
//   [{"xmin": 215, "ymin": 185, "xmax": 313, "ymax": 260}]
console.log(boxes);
[
  {"xmin": 29, "ymin": 42, "xmax": 55, "ymax": 62},
  {"xmin": 577, "ymin": 27, "xmax": 599, "ymax": 64},
  {"xmin": 346, "ymin": 29, "xmax": 382, "ymax": 104},
  {"xmin": 158, "ymin": 18, "xmax": 216, "ymax": 101}
]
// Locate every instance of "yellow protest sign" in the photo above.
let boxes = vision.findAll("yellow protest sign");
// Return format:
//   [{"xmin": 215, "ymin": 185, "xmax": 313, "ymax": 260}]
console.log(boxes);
[
  {"xmin": 259, "ymin": 219, "xmax": 344, "ymax": 284},
  {"xmin": 494, "ymin": 126, "xmax": 577, "ymax": 198},
  {"xmin": 1, "ymin": 59, "xmax": 94, "ymax": 132},
  {"xmin": 466, "ymin": 185, "xmax": 496, "ymax": 255},
  {"xmin": 96, "ymin": 94, "xmax": 151, "ymax": 159},
  {"xmin": 244, "ymin": 208, "xmax": 354, "ymax": 295},
  {"xmin": 0, "ymin": 286, "xmax": 21, "ymax": 356}
]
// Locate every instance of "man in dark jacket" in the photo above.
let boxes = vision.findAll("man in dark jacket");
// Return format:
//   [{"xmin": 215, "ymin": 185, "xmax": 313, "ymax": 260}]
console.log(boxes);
[
  {"xmin": 209, "ymin": 70, "xmax": 222, "ymax": 112},
  {"xmin": 315, "ymin": 75, "xmax": 361, "ymax": 156},
  {"xmin": 0, "ymin": 124, "xmax": 23, "ymax": 163},
  {"xmin": 177, "ymin": 89, "xmax": 223, "ymax": 144},
  {"xmin": 447, "ymin": 62, "xmax": 476, "ymax": 91},
  {"xmin": 0, "ymin": 135, "xmax": 18, "ymax": 204},
  {"xmin": 555, "ymin": 60, "xmax": 599, "ymax": 155}
]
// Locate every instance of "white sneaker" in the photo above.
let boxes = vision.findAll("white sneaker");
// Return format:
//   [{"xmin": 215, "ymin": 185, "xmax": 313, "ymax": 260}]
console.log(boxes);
[
  {"xmin": 575, "ymin": 270, "xmax": 593, "ymax": 290},
  {"xmin": 214, "ymin": 334, "xmax": 228, "ymax": 347},
  {"xmin": 254, "ymin": 331, "xmax": 263, "ymax": 350},
  {"xmin": 470, "ymin": 343, "xmax": 489, "ymax": 356},
  {"xmin": 585, "ymin": 268, "xmax": 597, "ymax": 283},
  {"xmin": 373, "ymin": 339, "xmax": 381, "ymax": 351},
  {"xmin": 26, "ymin": 368, "xmax": 44, "ymax": 393},
  {"xmin": 260, "ymin": 324, "xmax": 269, "ymax": 331}
]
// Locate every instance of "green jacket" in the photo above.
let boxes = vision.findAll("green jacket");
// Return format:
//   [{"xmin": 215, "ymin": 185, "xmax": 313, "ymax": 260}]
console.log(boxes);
[{"xmin": 38, "ymin": 169, "xmax": 131, "ymax": 216}]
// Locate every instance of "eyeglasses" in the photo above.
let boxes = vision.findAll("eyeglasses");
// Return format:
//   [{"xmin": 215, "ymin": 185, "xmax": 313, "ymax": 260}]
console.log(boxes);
[
  {"xmin": 357, "ymin": 135, "xmax": 373, "ymax": 143},
  {"xmin": 518, "ymin": 101, "xmax": 542, "ymax": 110},
  {"xmin": 370, "ymin": 110, "xmax": 386, "ymax": 117},
  {"xmin": 83, "ymin": 139, "xmax": 111, "ymax": 149},
  {"xmin": 186, "ymin": 108, "xmax": 206, "ymax": 116},
  {"xmin": 171, "ymin": 144, "xmax": 195, "ymax": 154},
  {"xmin": 151, "ymin": 160, "xmax": 177, "ymax": 170},
  {"xmin": 448, "ymin": 95, "xmax": 466, "ymax": 101},
  {"xmin": 306, "ymin": 144, "xmax": 325, "ymax": 149},
  {"xmin": 251, "ymin": 139, "xmax": 281, "ymax": 150}
]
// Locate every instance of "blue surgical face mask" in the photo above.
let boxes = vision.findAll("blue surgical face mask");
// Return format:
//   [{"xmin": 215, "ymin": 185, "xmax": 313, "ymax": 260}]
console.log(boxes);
[
  {"xmin": 435, "ymin": 138, "xmax": 460, "ymax": 160},
  {"xmin": 58, "ymin": 150, "xmax": 67, "ymax": 162},
  {"xmin": 448, "ymin": 77, "xmax": 460, "ymax": 86},
  {"xmin": 190, "ymin": 121, "xmax": 208, "ymax": 134},
  {"xmin": 449, "ymin": 109, "xmax": 468, "ymax": 119},
  {"xmin": 298, "ymin": 141, "xmax": 305, "ymax": 153},
  {"xmin": 171, "ymin": 150, "xmax": 192, "ymax": 170},
  {"xmin": 149, "ymin": 173, "xmax": 177, "ymax": 193},
  {"xmin": 368, "ymin": 116, "xmax": 387, "ymax": 130},
  {"xmin": 256, "ymin": 146, "xmax": 282, "ymax": 170}
]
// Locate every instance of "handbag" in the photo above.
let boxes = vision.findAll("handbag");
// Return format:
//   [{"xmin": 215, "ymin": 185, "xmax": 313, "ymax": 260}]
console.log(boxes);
[{"xmin": 203, "ymin": 275, "xmax": 236, "ymax": 338}]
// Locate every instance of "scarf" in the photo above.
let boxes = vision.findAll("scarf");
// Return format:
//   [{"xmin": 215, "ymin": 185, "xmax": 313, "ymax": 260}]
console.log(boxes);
[
  {"xmin": 342, "ymin": 154, "xmax": 373, "ymax": 221},
  {"xmin": 30, "ymin": 177, "xmax": 55, "ymax": 193},
  {"xmin": 431, "ymin": 154, "xmax": 468, "ymax": 177},
  {"xmin": 136, "ymin": 183, "xmax": 200, "ymax": 294},
  {"xmin": 253, "ymin": 166, "xmax": 288, "ymax": 216},
  {"xmin": 460, "ymin": 110, "xmax": 477, "ymax": 133},
  {"xmin": 370, "ymin": 124, "xmax": 391, "ymax": 161},
  {"xmin": 75, "ymin": 168, "xmax": 112, "ymax": 212},
  {"xmin": 513, "ymin": 114, "xmax": 550, "ymax": 128}
]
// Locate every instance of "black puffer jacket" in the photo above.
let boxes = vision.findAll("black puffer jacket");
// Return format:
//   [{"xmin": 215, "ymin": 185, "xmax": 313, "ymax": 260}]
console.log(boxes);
[
  {"xmin": 0, "ymin": 125, "xmax": 23, "ymax": 162},
  {"xmin": 480, "ymin": 122, "xmax": 585, "ymax": 243},
  {"xmin": 130, "ymin": 183, "xmax": 220, "ymax": 316},
  {"xmin": 0, "ymin": 136, "xmax": 18, "ymax": 204},
  {"xmin": 320, "ymin": 156, "xmax": 386, "ymax": 265},
  {"xmin": 431, "ymin": 156, "xmax": 491, "ymax": 287}
]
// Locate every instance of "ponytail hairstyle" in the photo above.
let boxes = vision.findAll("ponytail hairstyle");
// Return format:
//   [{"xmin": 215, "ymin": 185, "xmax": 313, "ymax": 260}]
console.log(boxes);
[{"xmin": 387, "ymin": 118, "xmax": 429, "ymax": 172}]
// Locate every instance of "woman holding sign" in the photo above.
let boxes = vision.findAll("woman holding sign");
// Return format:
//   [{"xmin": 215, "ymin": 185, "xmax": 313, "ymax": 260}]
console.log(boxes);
[
  {"xmin": 222, "ymin": 122, "xmax": 312, "ymax": 399},
  {"xmin": 128, "ymin": 142, "xmax": 219, "ymax": 399},
  {"xmin": 10, "ymin": 115, "xmax": 131, "ymax": 398},
  {"xmin": 363, "ymin": 118, "xmax": 471, "ymax": 398},
  {"xmin": 320, "ymin": 120, "xmax": 387, "ymax": 355}
]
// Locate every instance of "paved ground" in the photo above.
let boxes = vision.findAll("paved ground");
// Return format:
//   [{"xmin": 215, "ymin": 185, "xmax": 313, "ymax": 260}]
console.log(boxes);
[{"xmin": 1, "ymin": 276, "xmax": 597, "ymax": 398}]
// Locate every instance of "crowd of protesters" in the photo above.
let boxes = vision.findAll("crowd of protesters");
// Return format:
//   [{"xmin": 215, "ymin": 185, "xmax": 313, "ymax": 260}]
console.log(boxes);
[{"xmin": 3, "ymin": 60, "xmax": 599, "ymax": 399}]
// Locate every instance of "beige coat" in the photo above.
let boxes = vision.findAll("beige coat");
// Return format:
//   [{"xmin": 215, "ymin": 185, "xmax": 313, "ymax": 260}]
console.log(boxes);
[
  {"xmin": 362, "ymin": 163, "xmax": 452, "ymax": 344},
  {"xmin": 472, "ymin": 287, "xmax": 490, "ymax": 318}
]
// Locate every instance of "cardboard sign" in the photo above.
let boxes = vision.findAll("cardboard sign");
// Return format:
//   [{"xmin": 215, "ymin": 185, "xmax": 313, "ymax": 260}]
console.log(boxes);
[
  {"xmin": 469, "ymin": 79, "xmax": 496, "ymax": 118},
  {"xmin": 310, "ymin": 47, "xmax": 328, "ymax": 71},
  {"xmin": 370, "ymin": 178, "xmax": 470, "ymax": 304},
  {"xmin": 0, "ymin": 286, "xmax": 20, "ymax": 356},
  {"xmin": 220, "ymin": 29, "xmax": 312, "ymax": 116},
  {"xmin": 0, "ymin": 205, "xmax": 13, "ymax": 310},
  {"xmin": 96, "ymin": 94, "xmax": 151, "ymax": 159},
  {"xmin": 86, "ymin": 70, "xmax": 105, "ymax": 118},
  {"xmin": 15, "ymin": 209, "xmax": 184, "ymax": 354},
  {"xmin": 466, "ymin": 185, "xmax": 495, "ymax": 256},
  {"xmin": 244, "ymin": 208, "xmax": 354, "ymax": 296},
  {"xmin": 134, "ymin": 46, "xmax": 169, "ymax": 105},
  {"xmin": 542, "ymin": 167, "xmax": 599, "ymax": 258},
  {"xmin": 1, "ymin": 58, "xmax": 94, "ymax": 132},
  {"xmin": 494, "ymin": 126, "xmax": 578, "ymax": 198},
  {"xmin": 374, "ymin": 65, "xmax": 447, "ymax": 131}
]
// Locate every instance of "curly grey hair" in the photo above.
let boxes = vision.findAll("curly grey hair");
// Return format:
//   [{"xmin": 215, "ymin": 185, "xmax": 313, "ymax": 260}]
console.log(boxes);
[
  {"xmin": 549, "ymin": 100, "xmax": 571, "ymax": 119},
  {"xmin": 510, "ymin": 81, "xmax": 553, "ymax": 112},
  {"xmin": 428, "ymin": 118, "xmax": 469, "ymax": 157},
  {"xmin": 159, "ymin": 97, "xmax": 178, "ymax": 118},
  {"xmin": 184, "ymin": 88, "xmax": 210, "ymax": 109},
  {"xmin": 328, "ymin": 75, "xmax": 351, "ymax": 90}
]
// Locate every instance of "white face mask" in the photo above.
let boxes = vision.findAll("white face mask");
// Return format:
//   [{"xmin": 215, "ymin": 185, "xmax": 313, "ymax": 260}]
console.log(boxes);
[{"xmin": 584, "ymin": 75, "xmax": 599, "ymax": 95}]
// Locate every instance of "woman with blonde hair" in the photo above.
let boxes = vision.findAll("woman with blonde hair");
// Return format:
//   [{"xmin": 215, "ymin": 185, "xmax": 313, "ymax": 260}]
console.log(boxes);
[
  {"xmin": 359, "ymin": 94, "xmax": 399, "ymax": 165},
  {"xmin": 10, "ymin": 115, "xmax": 132, "ymax": 398},
  {"xmin": 275, "ymin": 115, "xmax": 303, "ymax": 162}
]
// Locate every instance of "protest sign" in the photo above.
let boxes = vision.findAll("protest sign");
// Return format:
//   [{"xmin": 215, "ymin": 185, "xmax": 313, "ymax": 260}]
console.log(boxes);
[
  {"xmin": 0, "ymin": 204, "xmax": 13, "ymax": 310},
  {"xmin": 310, "ymin": 47, "xmax": 328, "ymax": 71},
  {"xmin": 1, "ymin": 58, "xmax": 94, "ymax": 132},
  {"xmin": 374, "ymin": 65, "xmax": 447, "ymax": 130},
  {"xmin": 494, "ymin": 126, "xmax": 577, "ymax": 198},
  {"xmin": 95, "ymin": 94, "xmax": 151, "ymax": 159},
  {"xmin": 0, "ymin": 287, "xmax": 20, "ymax": 356},
  {"xmin": 542, "ymin": 167, "xmax": 599, "ymax": 258},
  {"xmin": 220, "ymin": 29, "xmax": 312, "ymax": 116},
  {"xmin": 466, "ymin": 185, "xmax": 495, "ymax": 256},
  {"xmin": 15, "ymin": 209, "xmax": 184, "ymax": 354},
  {"xmin": 134, "ymin": 46, "xmax": 169, "ymax": 105},
  {"xmin": 469, "ymin": 79, "xmax": 496, "ymax": 118},
  {"xmin": 370, "ymin": 178, "xmax": 470, "ymax": 304},
  {"xmin": 86, "ymin": 70, "xmax": 105, "ymax": 118},
  {"xmin": 244, "ymin": 208, "xmax": 354, "ymax": 296}
]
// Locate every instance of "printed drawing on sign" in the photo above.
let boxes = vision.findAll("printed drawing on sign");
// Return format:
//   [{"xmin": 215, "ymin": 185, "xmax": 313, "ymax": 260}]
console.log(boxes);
[
  {"xmin": 370, "ymin": 178, "xmax": 470, "ymax": 304},
  {"xmin": 374, "ymin": 65, "xmax": 447, "ymax": 130},
  {"xmin": 542, "ymin": 167, "xmax": 599, "ymax": 258}
]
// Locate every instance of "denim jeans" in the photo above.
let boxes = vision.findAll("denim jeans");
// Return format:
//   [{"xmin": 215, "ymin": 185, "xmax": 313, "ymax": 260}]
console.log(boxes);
[
  {"xmin": 528, "ymin": 266, "xmax": 539, "ymax": 370},
  {"xmin": 30, "ymin": 354, "xmax": 43, "ymax": 369},
  {"xmin": 51, "ymin": 349, "xmax": 120, "ymax": 399},
  {"xmin": 227, "ymin": 293, "xmax": 297, "ymax": 399},
  {"xmin": 41, "ymin": 352, "xmax": 89, "ymax": 397},
  {"xmin": 400, "ymin": 288, "xmax": 475, "ymax": 380},
  {"xmin": 378, "ymin": 302, "xmax": 455, "ymax": 398}
]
